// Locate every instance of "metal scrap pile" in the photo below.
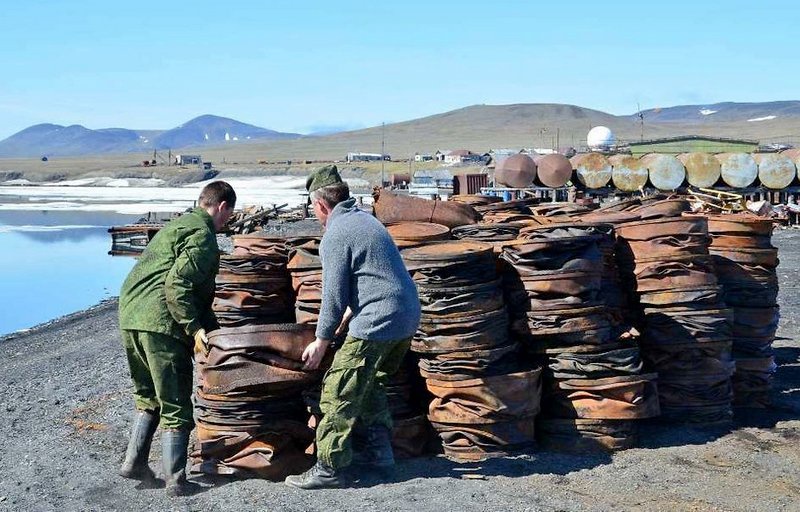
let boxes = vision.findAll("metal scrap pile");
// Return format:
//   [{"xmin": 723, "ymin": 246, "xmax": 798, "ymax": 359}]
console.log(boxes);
[
  {"xmin": 402, "ymin": 240, "xmax": 542, "ymax": 461},
  {"xmin": 615, "ymin": 200, "xmax": 735, "ymax": 423},
  {"xmin": 192, "ymin": 323, "xmax": 321, "ymax": 479},
  {"xmin": 501, "ymin": 223, "xmax": 659, "ymax": 450},
  {"xmin": 286, "ymin": 237, "xmax": 324, "ymax": 324},
  {"xmin": 704, "ymin": 214, "xmax": 779, "ymax": 407}
]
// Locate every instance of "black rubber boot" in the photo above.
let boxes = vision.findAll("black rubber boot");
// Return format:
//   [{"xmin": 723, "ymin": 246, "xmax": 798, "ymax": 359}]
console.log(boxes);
[
  {"xmin": 118, "ymin": 410, "xmax": 158, "ymax": 481},
  {"xmin": 161, "ymin": 429, "xmax": 192, "ymax": 497},
  {"xmin": 284, "ymin": 461, "xmax": 347, "ymax": 490},
  {"xmin": 351, "ymin": 424, "xmax": 395, "ymax": 479}
]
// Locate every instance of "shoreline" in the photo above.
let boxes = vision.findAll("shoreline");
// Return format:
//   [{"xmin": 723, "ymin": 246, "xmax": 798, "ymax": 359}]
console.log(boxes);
[{"xmin": 0, "ymin": 297, "xmax": 118, "ymax": 343}]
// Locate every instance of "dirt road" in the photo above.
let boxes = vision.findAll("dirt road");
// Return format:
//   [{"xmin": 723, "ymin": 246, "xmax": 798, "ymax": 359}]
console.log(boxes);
[{"xmin": 1, "ymin": 232, "xmax": 799, "ymax": 512}]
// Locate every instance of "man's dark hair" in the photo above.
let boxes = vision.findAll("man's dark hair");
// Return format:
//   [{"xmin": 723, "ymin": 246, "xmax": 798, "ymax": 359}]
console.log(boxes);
[
  {"xmin": 313, "ymin": 182, "xmax": 350, "ymax": 207},
  {"xmin": 199, "ymin": 181, "xmax": 236, "ymax": 209}
]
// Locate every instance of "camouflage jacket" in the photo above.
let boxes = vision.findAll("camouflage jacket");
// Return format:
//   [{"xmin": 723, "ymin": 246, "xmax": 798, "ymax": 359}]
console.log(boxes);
[{"xmin": 119, "ymin": 208, "xmax": 219, "ymax": 340}]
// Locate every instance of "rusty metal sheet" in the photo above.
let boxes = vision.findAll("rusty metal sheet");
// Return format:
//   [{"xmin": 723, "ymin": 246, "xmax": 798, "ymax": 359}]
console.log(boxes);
[
  {"xmin": 638, "ymin": 285, "xmax": 723, "ymax": 307},
  {"xmin": 732, "ymin": 356, "xmax": 776, "ymax": 408},
  {"xmin": 626, "ymin": 255, "xmax": 718, "ymax": 292},
  {"xmin": 698, "ymin": 213, "xmax": 774, "ymax": 236},
  {"xmin": 640, "ymin": 153, "xmax": 686, "ymax": 191},
  {"xmin": 431, "ymin": 417, "xmax": 536, "ymax": 461},
  {"xmin": 709, "ymin": 233, "xmax": 774, "ymax": 249},
  {"xmin": 615, "ymin": 216, "xmax": 708, "ymax": 241},
  {"xmin": 495, "ymin": 154, "xmax": 537, "ymax": 188},
  {"xmin": 618, "ymin": 233, "xmax": 710, "ymax": 261},
  {"xmin": 403, "ymin": 241, "xmax": 497, "ymax": 287},
  {"xmin": 753, "ymin": 152, "xmax": 797, "ymax": 189},
  {"xmin": 451, "ymin": 222, "xmax": 527, "ymax": 242},
  {"xmin": 610, "ymin": 154, "xmax": 648, "ymax": 192},
  {"xmin": 417, "ymin": 279, "xmax": 504, "ymax": 317},
  {"xmin": 373, "ymin": 189, "xmax": 481, "ymax": 228},
  {"xmin": 716, "ymin": 152, "xmax": 758, "ymax": 188},
  {"xmin": 521, "ymin": 305, "xmax": 611, "ymax": 336},
  {"xmin": 535, "ymin": 154, "xmax": 573, "ymax": 188},
  {"xmin": 640, "ymin": 341, "xmax": 732, "ymax": 374},
  {"xmin": 677, "ymin": 152, "xmax": 722, "ymax": 188},
  {"xmin": 571, "ymin": 153, "xmax": 612, "ymax": 189},
  {"xmin": 231, "ymin": 235, "xmax": 290, "ymax": 258},
  {"xmin": 631, "ymin": 198, "xmax": 692, "ymax": 220},
  {"xmin": 579, "ymin": 210, "xmax": 641, "ymax": 224},
  {"xmin": 708, "ymin": 246, "xmax": 779, "ymax": 267},
  {"xmin": 414, "ymin": 308, "xmax": 509, "ymax": 354},
  {"xmin": 449, "ymin": 194, "xmax": 503, "ymax": 206},
  {"xmin": 536, "ymin": 418, "xmax": 637, "ymax": 452},
  {"xmin": 385, "ymin": 221, "xmax": 451, "ymax": 248},
  {"xmin": 543, "ymin": 373, "xmax": 660, "ymax": 420}
]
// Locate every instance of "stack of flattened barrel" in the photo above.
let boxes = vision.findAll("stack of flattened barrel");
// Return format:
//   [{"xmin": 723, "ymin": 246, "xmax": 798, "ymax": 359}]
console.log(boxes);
[
  {"xmin": 286, "ymin": 237, "xmax": 323, "ymax": 324},
  {"xmin": 403, "ymin": 240, "xmax": 542, "ymax": 461},
  {"xmin": 704, "ymin": 214, "xmax": 779, "ymax": 407},
  {"xmin": 615, "ymin": 202, "xmax": 735, "ymax": 423},
  {"xmin": 501, "ymin": 224, "xmax": 659, "ymax": 451},
  {"xmin": 213, "ymin": 236, "xmax": 294, "ymax": 326}
]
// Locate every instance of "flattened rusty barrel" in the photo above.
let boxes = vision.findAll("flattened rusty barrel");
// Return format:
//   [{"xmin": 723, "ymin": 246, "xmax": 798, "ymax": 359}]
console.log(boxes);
[
  {"xmin": 535, "ymin": 154, "xmax": 573, "ymax": 188},
  {"xmin": 449, "ymin": 194, "xmax": 502, "ymax": 206},
  {"xmin": 677, "ymin": 152, "xmax": 721, "ymax": 188},
  {"xmin": 753, "ymin": 153, "xmax": 797, "ymax": 189},
  {"xmin": 716, "ymin": 153, "xmax": 757, "ymax": 188},
  {"xmin": 386, "ymin": 221, "xmax": 450, "ymax": 248},
  {"xmin": 609, "ymin": 154, "xmax": 648, "ymax": 192},
  {"xmin": 571, "ymin": 153, "xmax": 612, "ymax": 189},
  {"xmin": 640, "ymin": 153, "xmax": 686, "ymax": 191},
  {"xmin": 495, "ymin": 154, "xmax": 536, "ymax": 188},
  {"xmin": 536, "ymin": 418, "xmax": 637, "ymax": 452}
]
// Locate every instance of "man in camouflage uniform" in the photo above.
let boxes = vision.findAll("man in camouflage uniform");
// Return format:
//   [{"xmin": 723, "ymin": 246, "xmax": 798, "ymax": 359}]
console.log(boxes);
[
  {"xmin": 117, "ymin": 181, "xmax": 235, "ymax": 497},
  {"xmin": 285, "ymin": 166, "xmax": 421, "ymax": 490}
]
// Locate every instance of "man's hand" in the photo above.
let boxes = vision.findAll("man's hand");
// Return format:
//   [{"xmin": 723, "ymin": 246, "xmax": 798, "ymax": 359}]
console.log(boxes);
[
  {"xmin": 302, "ymin": 338, "xmax": 330, "ymax": 370},
  {"xmin": 193, "ymin": 328, "xmax": 209, "ymax": 356}
]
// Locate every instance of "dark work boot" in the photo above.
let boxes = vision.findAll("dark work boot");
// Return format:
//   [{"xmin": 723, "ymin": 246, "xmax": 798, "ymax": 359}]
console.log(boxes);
[
  {"xmin": 118, "ymin": 410, "xmax": 158, "ymax": 482},
  {"xmin": 161, "ymin": 429, "xmax": 192, "ymax": 497},
  {"xmin": 284, "ymin": 461, "xmax": 347, "ymax": 490},
  {"xmin": 351, "ymin": 424, "xmax": 395, "ymax": 480}
]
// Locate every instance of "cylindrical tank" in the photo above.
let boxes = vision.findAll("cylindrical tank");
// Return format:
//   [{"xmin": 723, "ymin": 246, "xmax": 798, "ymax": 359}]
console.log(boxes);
[
  {"xmin": 609, "ymin": 154, "xmax": 648, "ymax": 192},
  {"xmin": 571, "ymin": 153, "xmax": 612, "ymax": 189},
  {"xmin": 534, "ymin": 154, "xmax": 573, "ymax": 187},
  {"xmin": 640, "ymin": 153, "xmax": 686, "ymax": 191},
  {"xmin": 781, "ymin": 148, "xmax": 800, "ymax": 162},
  {"xmin": 495, "ymin": 154, "xmax": 536, "ymax": 188},
  {"xmin": 677, "ymin": 152, "xmax": 721, "ymax": 188},
  {"xmin": 716, "ymin": 153, "xmax": 758, "ymax": 188},
  {"xmin": 389, "ymin": 173, "xmax": 411, "ymax": 186},
  {"xmin": 753, "ymin": 153, "xmax": 796, "ymax": 189}
]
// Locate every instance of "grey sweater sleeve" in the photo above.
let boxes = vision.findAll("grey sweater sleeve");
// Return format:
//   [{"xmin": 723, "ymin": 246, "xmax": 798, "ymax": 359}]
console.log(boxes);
[{"xmin": 315, "ymin": 237, "xmax": 351, "ymax": 340}]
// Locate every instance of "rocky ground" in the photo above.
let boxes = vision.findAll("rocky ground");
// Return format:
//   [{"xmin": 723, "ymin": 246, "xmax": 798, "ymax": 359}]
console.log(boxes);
[{"xmin": 1, "ymin": 232, "xmax": 799, "ymax": 512}]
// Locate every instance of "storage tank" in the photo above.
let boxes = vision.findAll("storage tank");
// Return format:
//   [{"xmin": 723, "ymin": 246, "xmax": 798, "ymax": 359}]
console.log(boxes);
[
  {"xmin": 640, "ymin": 153, "xmax": 686, "ymax": 191},
  {"xmin": 495, "ymin": 154, "xmax": 537, "ymax": 188},
  {"xmin": 587, "ymin": 126, "xmax": 616, "ymax": 149},
  {"xmin": 609, "ymin": 154, "xmax": 648, "ymax": 192},
  {"xmin": 677, "ymin": 152, "xmax": 721, "ymax": 188},
  {"xmin": 571, "ymin": 153, "xmax": 612, "ymax": 189},
  {"xmin": 716, "ymin": 153, "xmax": 758, "ymax": 188},
  {"xmin": 534, "ymin": 154, "xmax": 573, "ymax": 187},
  {"xmin": 753, "ymin": 153, "xmax": 796, "ymax": 189}
]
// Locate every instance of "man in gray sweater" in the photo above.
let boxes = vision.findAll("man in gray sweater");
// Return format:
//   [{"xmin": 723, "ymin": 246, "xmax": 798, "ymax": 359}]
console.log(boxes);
[{"xmin": 285, "ymin": 165, "xmax": 421, "ymax": 490}]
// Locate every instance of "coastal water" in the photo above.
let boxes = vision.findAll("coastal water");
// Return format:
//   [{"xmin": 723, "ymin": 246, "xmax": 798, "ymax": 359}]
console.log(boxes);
[{"xmin": 0, "ymin": 210, "xmax": 140, "ymax": 337}]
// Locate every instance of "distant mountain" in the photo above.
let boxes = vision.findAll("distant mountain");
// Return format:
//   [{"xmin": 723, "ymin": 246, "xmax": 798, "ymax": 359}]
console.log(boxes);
[
  {"xmin": 152, "ymin": 115, "xmax": 300, "ymax": 149},
  {"xmin": 0, "ymin": 124, "xmax": 145, "ymax": 157},
  {"xmin": 634, "ymin": 101, "xmax": 800, "ymax": 124},
  {"xmin": 0, "ymin": 115, "xmax": 301, "ymax": 157}
]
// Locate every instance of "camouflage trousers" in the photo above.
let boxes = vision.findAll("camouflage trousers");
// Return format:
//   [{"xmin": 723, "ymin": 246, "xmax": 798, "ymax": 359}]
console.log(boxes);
[
  {"xmin": 316, "ymin": 335, "xmax": 411, "ymax": 469},
  {"xmin": 120, "ymin": 329, "xmax": 194, "ymax": 430}
]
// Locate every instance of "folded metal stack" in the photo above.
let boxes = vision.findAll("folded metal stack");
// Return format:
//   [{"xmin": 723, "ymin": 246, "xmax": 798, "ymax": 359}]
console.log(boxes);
[
  {"xmin": 616, "ymin": 213, "xmax": 735, "ymax": 423},
  {"xmin": 386, "ymin": 221, "xmax": 451, "ymax": 249},
  {"xmin": 286, "ymin": 237, "xmax": 323, "ymax": 325},
  {"xmin": 403, "ymin": 240, "xmax": 542, "ymax": 461},
  {"xmin": 704, "ymin": 214, "xmax": 779, "ymax": 408},
  {"xmin": 502, "ymin": 224, "xmax": 659, "ymax": 451},
  {"xmin": 474, "ymin": 197, "xmax": 539, "ymax": 224},
  {"xmin": 192, "ymin": 324, "xmax": 325, "ymax": 480},
  {"xmin": 213, "ymin": 237, "xmax": 293, "ymax": 326}
]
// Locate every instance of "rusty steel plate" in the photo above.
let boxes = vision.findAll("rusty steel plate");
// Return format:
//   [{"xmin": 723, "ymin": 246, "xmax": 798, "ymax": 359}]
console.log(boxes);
[
  {"xmin": 536, "ymin": 418, "xmax": 637, "ymax": 452},
  {"xmin": 386, "ymin": 221, "xmax": 451, "ymax": 247},
  {"xmin": 571, "ymin": 153, "xmax": 612, "ymax": 189},
  {"xmin": 716, "ymin": 153, "xmax": 758, "ymax": 188},
  {"xmin": 702, "ymin": 213, "xmax": 775, "ymax": 236},
  {"xmin": 709, "ymin": 247, "xmax": 779, "ymax": 267},
  {"xmin": 709, "ymin": 233, "xmax": 774, "ymax": 249},
  {"xmin": 631, "ymin": 198, "xmax": 692, "ymax": 220},
  {"xmin": 535, "ymin": 154, "xmax": 573, "ymax": 188},
  {"xmin": 431, "ymin": 416, "xmax": 537, "ymax": 461},
  {"xmin": 579, "ymin": 210, "xmax": 641, "ymax": 224},
  {"xmin": 543, "ymin": 373, "xmax": 660, "ymax": 420},
  {"xmin": 231, "ymin": 235, "xmax": 290, "ymax": 258},
  {"xmin": 677, "ymin": 152, "xmax": 722, "ymax": 188},
  {"xmin": 619, "ymin": 233, "xmax": 710, "ymax": 261},
  {"xmin": 640, "ymin": 153, "xmax": 686, "ymax": 191},
  {"xmin": 753, "ymin": 153, "xmax": 797, "ymax": 189},
  {"xmin": 449, "ymin": 194, "xmax": 503, "ymax": 206},
  {"xmin": 638, "ymin": 285, "xmax": 723, "ymax": 307},
  {"xmin": 615, "ymin": 216, "xmax": 708, "ymax": 241},
  {"xmin": 610, "ymin": 154, "xmax": 648, "ymax": 192}
]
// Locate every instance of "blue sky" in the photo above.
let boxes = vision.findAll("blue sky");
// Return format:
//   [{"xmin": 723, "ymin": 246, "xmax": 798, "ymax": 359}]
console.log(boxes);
[{"xmin": 0, "ymin": 0, "xmax": 797, "ymax": 138}]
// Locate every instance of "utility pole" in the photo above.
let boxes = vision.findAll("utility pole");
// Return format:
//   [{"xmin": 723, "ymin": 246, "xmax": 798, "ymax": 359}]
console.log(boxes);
[
  {"xmin": 381, "ymin": 122, "xmax": 386, "ymax": 188},
  {"xmin": 637, "ymin": 102, "xmax": 645, "ymax": 142}
]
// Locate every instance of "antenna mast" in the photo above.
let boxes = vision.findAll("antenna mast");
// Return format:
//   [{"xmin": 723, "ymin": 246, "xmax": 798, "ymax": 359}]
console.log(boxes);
[
  {"xmin": 637, "ymin": 102, "xmax": 644, "ymax": 141},
  {"xmin": 381, "ymin": 122, "xmax": 386, "ymax": 188}
]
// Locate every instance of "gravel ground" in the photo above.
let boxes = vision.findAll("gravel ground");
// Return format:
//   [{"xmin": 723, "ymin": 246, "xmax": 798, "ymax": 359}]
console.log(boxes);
[{"xmin": 1, "ymin": 231, "xmax": 799, "ymax": 512}]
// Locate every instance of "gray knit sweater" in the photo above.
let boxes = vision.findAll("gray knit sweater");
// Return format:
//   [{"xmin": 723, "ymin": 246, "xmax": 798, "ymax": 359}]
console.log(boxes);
[{"xmin": 316, "ymin": 197, "xmax": 421, "ymax": 342}]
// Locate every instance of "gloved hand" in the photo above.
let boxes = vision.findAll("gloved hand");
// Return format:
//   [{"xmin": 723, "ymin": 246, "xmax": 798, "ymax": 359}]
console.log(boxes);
[{"xmin": 193, "ymin": 328, "xmax": 209, "ymax": 356}]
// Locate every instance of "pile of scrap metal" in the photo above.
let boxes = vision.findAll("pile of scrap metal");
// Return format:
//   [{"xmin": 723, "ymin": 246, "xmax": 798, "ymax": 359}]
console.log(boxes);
[{"xmin": 226, "ymin": 203, "xmax": 304, "ymax": 235}]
